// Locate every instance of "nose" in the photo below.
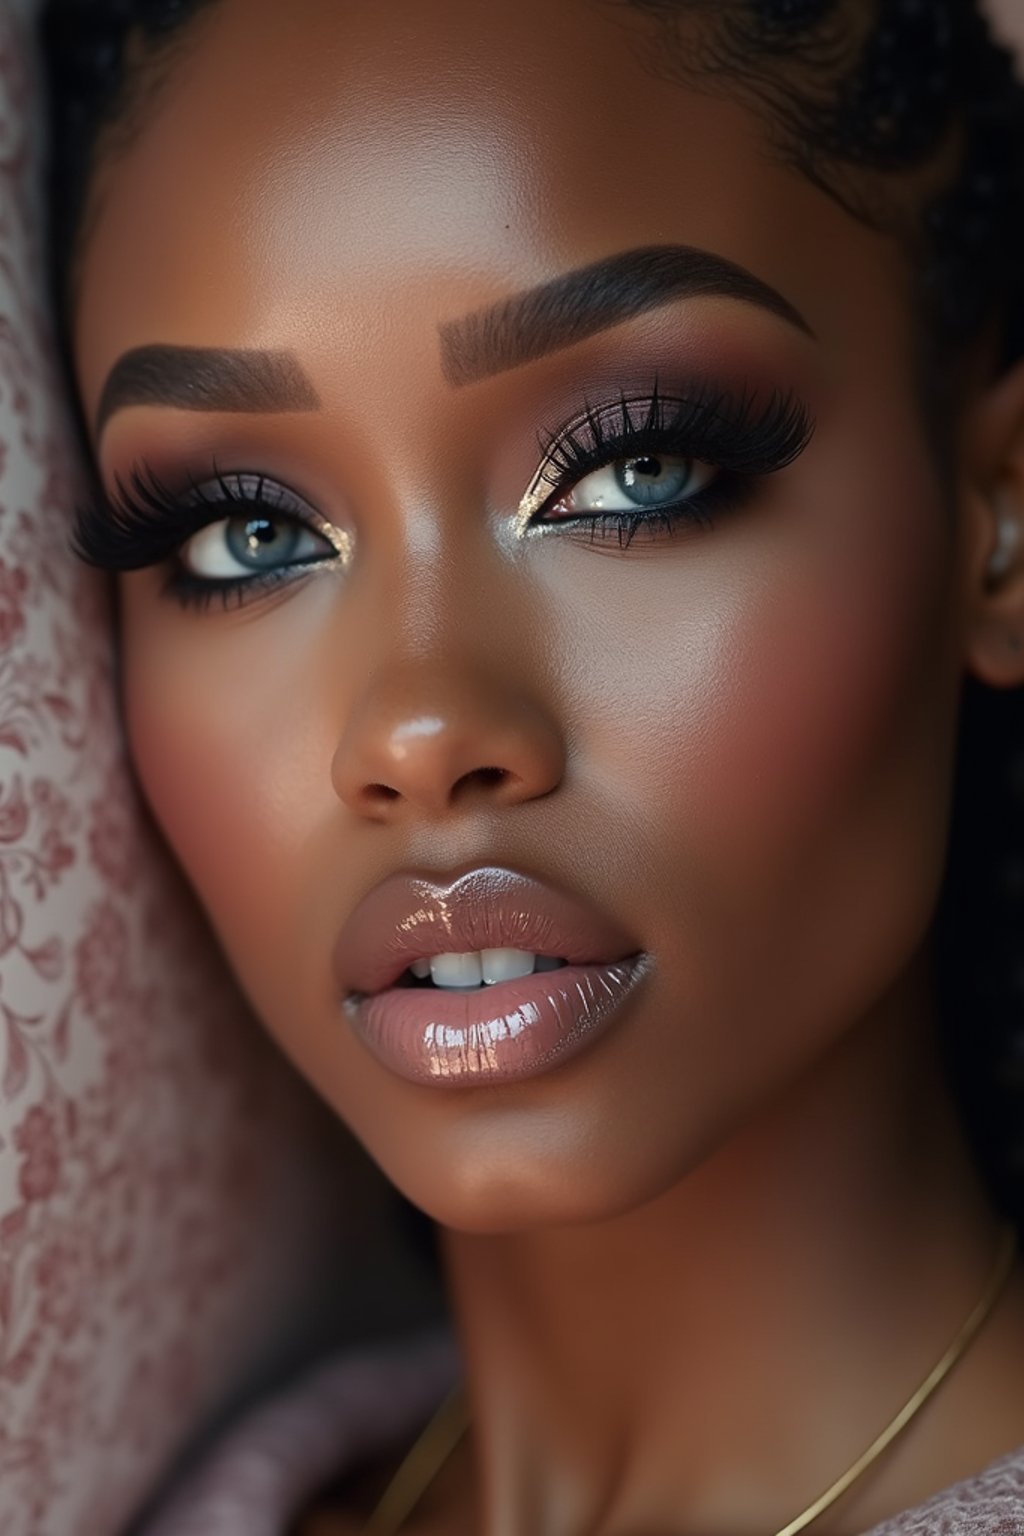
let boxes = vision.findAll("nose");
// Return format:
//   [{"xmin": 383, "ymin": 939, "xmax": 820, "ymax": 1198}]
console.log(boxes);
[{"xmin": 331, "ymin": 664, "xmax": 566, "ymax": 823}]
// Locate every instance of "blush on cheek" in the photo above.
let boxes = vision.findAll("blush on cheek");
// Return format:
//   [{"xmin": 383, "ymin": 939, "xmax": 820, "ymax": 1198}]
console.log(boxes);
[
  {"xmin": 118, "ymin": 618, "xmax": 326, "ymax": 985},
  {"xmin": 688, "ymin": 449, "xmax": 957, "ymax": 894},
  {"xmin": 125, "ymin": 693, "xmax": 262, "ymax": 935}
]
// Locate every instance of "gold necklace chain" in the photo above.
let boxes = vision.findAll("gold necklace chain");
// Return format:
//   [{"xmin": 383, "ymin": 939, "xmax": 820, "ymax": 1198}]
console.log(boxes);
[
  {"xmin": 360, "ymin": 1383, "xmax": 469, "ymax": 1536},
  {"xmin": 360, "ymin": 1223, "xmax": 1018, "ymax": 1536}
]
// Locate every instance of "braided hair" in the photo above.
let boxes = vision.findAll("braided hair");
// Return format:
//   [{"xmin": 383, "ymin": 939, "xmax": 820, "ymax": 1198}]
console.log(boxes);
[{"xmin": 40, "ymin": 0, "xmax": 1024, "ymax": 1226}]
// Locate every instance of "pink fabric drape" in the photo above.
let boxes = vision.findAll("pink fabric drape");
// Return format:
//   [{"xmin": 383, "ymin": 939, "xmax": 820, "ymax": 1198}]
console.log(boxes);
[{"xmin": 0, "ymin": 7, "xmax": 368, "ymax": 1532}]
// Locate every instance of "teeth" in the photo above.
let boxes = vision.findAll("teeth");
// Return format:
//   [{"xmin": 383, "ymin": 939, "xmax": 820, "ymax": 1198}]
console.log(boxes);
[
  {"xmin": 480, "ymin": 948, "xmax": 536, "ymax": 985},
  {"xmin": 429, "ymin": 952, "xmax": 483, "ymax": 989},
  {"xmin": 414, "ymin": 950, "xmax": 567, "ymax": 989}
]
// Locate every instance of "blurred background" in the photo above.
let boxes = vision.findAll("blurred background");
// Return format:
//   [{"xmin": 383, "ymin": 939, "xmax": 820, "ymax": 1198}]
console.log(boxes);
[{"xmin": 988, "ymin": 0, "xmax": 1024, "ymax": 49}]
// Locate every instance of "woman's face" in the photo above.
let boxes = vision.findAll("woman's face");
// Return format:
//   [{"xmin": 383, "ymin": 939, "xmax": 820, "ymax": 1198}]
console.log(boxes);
[{"xmin": 74, "ymin": 0, "xmax": 978, "ymax": 1230}]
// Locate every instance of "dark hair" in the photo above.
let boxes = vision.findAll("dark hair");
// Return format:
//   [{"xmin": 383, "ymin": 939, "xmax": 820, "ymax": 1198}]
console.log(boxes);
[
  {"xmin": 610, "ymin": 1, "xmax": 1024, "ymax": 374},
  {"xmin": 39, "ymin": 0, "xmax": 1024, "ymax": 1226},
  {"xmin": 42, "ymin": 0, "xmax": 219, "ymax": 321}
]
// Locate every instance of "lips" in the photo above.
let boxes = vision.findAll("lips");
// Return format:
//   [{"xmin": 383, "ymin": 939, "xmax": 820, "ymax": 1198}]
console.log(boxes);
[{"xmin": 334, "ymin": 866, "xmax": 650, "ymax": 1087}]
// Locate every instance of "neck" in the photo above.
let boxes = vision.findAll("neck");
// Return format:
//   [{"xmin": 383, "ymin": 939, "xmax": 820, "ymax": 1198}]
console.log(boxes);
[{"xmin": 439, "ymin": 963, "xmax": 1022, "ymax": 1536}]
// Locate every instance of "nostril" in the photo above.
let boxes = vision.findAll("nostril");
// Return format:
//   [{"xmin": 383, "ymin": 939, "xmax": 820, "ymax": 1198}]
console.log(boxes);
[
  {"xmin": 359, "ymin": 770, "xmax": 513, "ymax": 814},
  {"xmin": 475, "ymin": 767, "xmax": 509, "ymax": 788},
  {"xmin": 366, "ymin": 783, "xmax": 401, "ymax": 803},
  {"xmin": 452, "ymin": 765, "xmax": 512, "ymax": 801}
]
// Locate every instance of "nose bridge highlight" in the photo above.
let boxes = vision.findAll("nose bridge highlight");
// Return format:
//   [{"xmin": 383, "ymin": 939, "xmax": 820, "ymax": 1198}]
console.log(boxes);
[{"xmin": 331, "ymin": 658, "xmax": 566, "ymax": 821}]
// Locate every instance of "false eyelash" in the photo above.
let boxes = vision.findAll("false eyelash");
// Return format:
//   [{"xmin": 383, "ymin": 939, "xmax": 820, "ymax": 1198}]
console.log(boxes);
[
  {"xmin": 526, "ymin": 378, "xmax": 815, "ymax": 519},
  {"xmin": 69, "ymin": 463, "xmax": 301, "ymax": 573},
  {"xmin": 68, "ymin": 378, "xmax": 815, "ymax": 612}
]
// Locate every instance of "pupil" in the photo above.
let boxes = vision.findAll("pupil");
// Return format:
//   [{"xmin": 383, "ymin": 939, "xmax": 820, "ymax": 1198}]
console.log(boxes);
[
  {"xmin": 226, "ymin": 514, "xmax": 300, "ymax": 569},
  {"xmin": 614, "ymin": 455, "xmax": 692, "ymax": 508},
  {"xmin": 632, "ymin": 456, "xmax": 662, "ymax": 480},
  {"xmin": 246, "ymin": 518, "xmax": 277, "ymax": 548}
]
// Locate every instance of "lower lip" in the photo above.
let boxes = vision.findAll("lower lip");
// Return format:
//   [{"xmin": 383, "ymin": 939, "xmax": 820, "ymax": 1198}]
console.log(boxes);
[{"xmin": 345, "ymin": 958, "xmax": 649, "ymax": 1088}]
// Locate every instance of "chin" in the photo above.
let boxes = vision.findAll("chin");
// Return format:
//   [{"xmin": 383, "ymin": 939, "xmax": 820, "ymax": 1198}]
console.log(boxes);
[{"xmin": 344, "ymin": 1098, "xmax": 716, "ymax": 1237}]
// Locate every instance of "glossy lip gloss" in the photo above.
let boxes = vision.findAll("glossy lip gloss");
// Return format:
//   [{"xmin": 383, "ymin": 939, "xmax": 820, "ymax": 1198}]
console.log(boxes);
[{"xmin": 334, "ymin": 867, "xmax": 651, "ymax": 1088}]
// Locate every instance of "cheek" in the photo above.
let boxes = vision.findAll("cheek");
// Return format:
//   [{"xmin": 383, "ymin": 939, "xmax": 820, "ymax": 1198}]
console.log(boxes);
[
  {"xmin": 717, "ymin": 461, "xmax": 957, "ymax": 904},
  {"xmin": 696, "ymin": 507, "xmax": 948, "ymax": 890},
  {"xmin": 117, "ymin": 584, "xmax": 341, "ymax": 1019},
  {"xmin": 552, "ymin": 428, "xmax": 960, "ymax": 1023}
]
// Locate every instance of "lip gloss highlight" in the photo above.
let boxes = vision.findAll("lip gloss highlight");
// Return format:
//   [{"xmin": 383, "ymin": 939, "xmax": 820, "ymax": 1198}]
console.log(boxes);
[
  {"xmin": 347, "ymin": 957, "xmax": 648, "ymax": 1086},
  {"xmin": 334, "ymin": 866, "xmax": 650, "ymax": 1088}
]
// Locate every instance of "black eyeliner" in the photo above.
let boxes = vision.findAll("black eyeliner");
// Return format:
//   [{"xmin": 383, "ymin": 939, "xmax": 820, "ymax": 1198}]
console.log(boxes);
[
  {"xmin": 70, "ymin": 465, "xmax": 327, "ymax": 571},
  {"xmin": 525, "ymin": 379, "xmax": 814, "ymax": 512},
  {"xmin": 69, "ymin": 375, "xmax": 815, "ymax": 610},
  {"xmin": 69, "ymin": 466, "xmax": 345, "ymax": 615}
]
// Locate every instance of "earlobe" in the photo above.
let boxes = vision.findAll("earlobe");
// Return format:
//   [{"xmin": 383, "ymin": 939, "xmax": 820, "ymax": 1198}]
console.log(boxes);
[{"xmin": 961, "ymin": 358, "xmax": 1024, "ymax": 690}]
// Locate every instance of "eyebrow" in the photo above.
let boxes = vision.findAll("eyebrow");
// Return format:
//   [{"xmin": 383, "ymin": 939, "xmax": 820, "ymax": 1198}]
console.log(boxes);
[
  {"xmin": 439, "ymin": 244, "xmax": 814, "ymax": 387},
  {"xmin": 95, "ymin": 345, "xmax": 321, "ymax": 436}
]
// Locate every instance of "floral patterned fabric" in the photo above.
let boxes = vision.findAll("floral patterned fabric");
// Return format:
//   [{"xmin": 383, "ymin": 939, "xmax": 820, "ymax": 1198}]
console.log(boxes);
[{"xmin": 0, "ymin": 6, "xmax": 363, "ymax": 1534}]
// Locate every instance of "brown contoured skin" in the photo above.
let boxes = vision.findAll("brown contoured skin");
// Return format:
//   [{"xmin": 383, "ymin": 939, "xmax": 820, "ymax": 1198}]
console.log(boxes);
[{"xmin": 70, "ymin": 0, "xmax": 1024, "ymax": 1531}]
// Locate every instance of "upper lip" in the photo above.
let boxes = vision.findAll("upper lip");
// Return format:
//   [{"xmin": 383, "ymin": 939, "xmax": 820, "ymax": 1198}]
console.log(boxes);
[{"xmin": 334, "ymin": 865, "xmax": 641, "ymax": 998}]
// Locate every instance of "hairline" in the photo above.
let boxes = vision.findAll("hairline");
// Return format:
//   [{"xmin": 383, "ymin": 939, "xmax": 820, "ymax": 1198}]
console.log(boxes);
[{"xmin": 67, "ymin": 0, "xmax": 991, "ymax": 445}]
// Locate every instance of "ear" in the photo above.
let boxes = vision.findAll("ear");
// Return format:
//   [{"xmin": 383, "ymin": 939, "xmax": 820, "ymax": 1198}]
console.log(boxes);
[{"xmin": 960, "ymin": 354, "xmax": 1024, "ymax": 689}]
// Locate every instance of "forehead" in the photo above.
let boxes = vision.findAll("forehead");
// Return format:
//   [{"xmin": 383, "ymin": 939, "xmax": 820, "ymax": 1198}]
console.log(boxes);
[{"xmin": 75, "ymin": 0, "xmax": 909, "ymax": 423}]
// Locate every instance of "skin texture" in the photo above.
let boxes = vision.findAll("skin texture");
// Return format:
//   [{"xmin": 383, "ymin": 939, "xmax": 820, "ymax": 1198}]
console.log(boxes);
[{"xmin": 71, "ymin": 0, "xmax": 1024, "ymax": 1530}]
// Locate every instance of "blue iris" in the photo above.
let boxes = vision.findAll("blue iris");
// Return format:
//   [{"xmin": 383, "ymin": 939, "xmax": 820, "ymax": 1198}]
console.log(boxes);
[
  {"xmin": 226, "ymin": 516, "xmax": 304, "ymax": 569},
  {"xmin": 614, "ymin": 456, "xmax": 693, "ymax": 508}
]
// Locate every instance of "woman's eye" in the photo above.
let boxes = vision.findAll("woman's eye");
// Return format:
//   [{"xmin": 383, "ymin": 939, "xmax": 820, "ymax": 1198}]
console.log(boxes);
[
  {"xmin": 544, "ymin": 454, "xmax": 717, "ymax": 520},
  {"xmin": 180, "ymin": 510, "xmax": 336, "ymax": 580}
]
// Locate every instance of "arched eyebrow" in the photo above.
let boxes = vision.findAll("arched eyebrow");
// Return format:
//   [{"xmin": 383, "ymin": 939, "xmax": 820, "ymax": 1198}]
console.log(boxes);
[
  {"xmin": 438, "ymin": 244, "xmax": 815, "ymax": 387},
  {"xmin": 95, "ymin": 345, "xmax": 320, "ymax": 437}
]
